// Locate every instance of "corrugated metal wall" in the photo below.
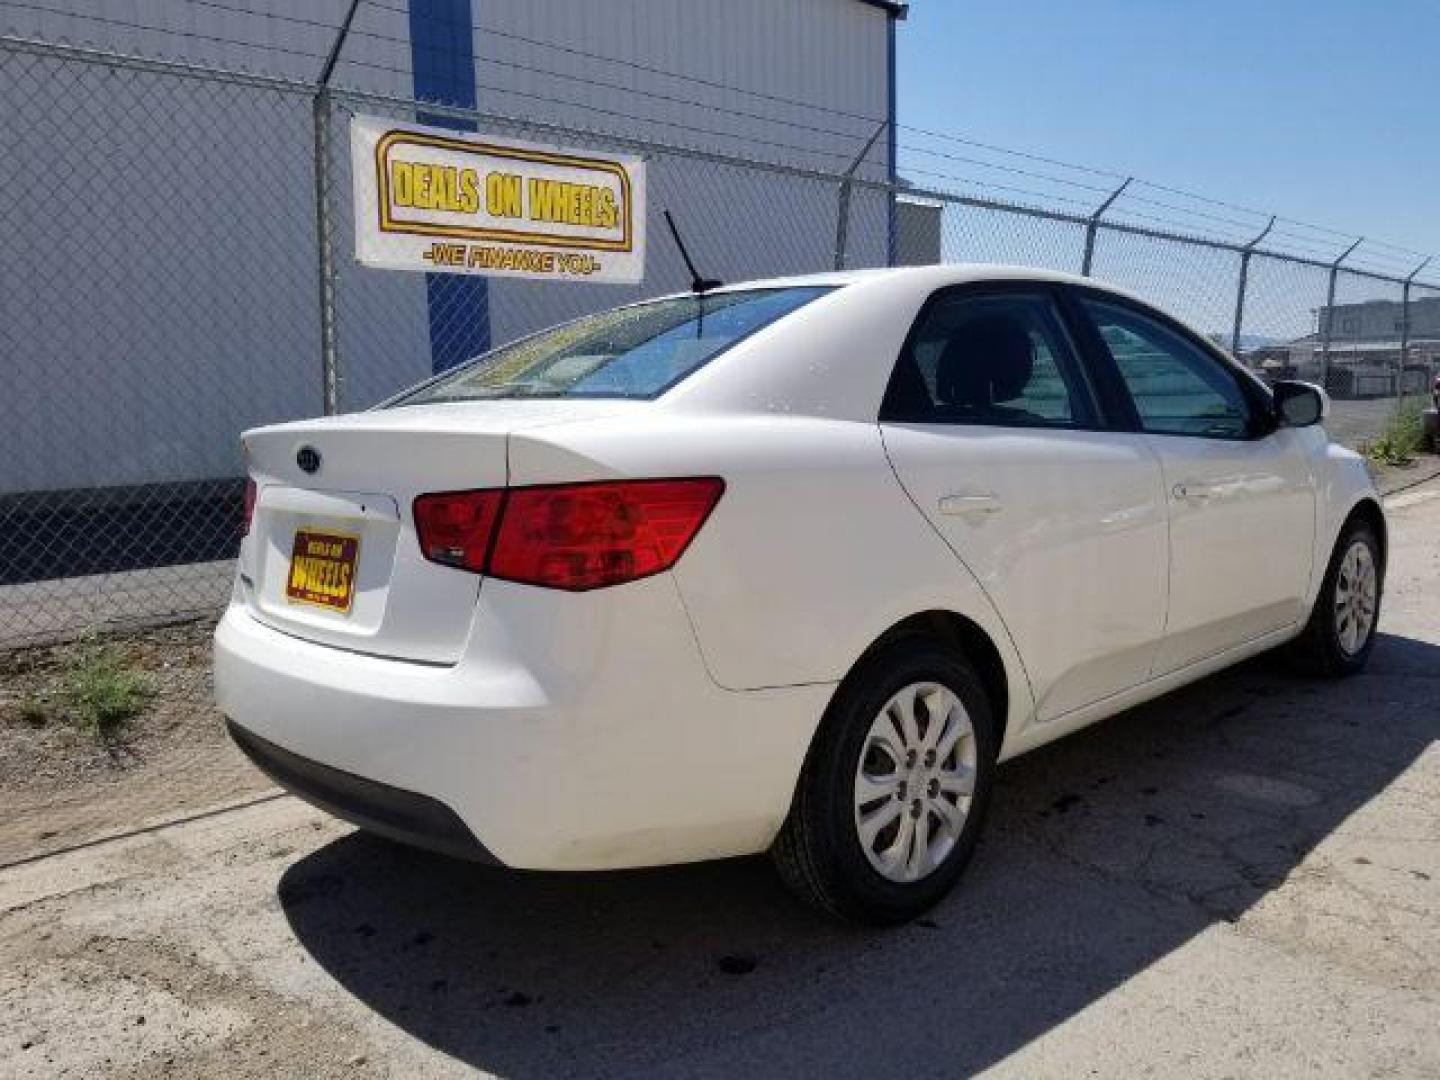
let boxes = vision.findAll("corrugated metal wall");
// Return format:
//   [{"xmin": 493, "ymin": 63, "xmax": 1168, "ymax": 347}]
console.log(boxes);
[
  {"xmin": 1, "ymin": 0, "xmax": 892, "ymax": 490},
  {"xmin": 3, "ymin": 0, "xmax": 890, "ymax": 165}
]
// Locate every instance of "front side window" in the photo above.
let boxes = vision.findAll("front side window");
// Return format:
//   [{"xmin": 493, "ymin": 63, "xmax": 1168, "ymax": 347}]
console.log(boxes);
[
  {"xmin": 391, "ymin": 287, "xmax": 833, "ymax": 405},
  {"xmin": 882, "ymin": 292, "xmax": 1096, "ymax": 427},
  {"xmin": 1079, "ymin": 297, "xmax": 1255, "ymax": 439}
]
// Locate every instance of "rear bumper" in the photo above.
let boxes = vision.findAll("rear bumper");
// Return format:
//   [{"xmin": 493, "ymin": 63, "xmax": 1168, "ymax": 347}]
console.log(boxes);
[
  {"xmin": 225, "ymin": 718, "xmax": 497, "ymax": 864},
  {"xmin": 213, "ymin": 576, "xmax": 832, "ymax": 871}
]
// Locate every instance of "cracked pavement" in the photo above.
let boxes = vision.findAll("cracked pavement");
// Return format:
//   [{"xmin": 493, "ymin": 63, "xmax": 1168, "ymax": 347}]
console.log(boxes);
[{"xmin": 2, "ymin": 479, "xmax": 1438, "ymax": 1078}]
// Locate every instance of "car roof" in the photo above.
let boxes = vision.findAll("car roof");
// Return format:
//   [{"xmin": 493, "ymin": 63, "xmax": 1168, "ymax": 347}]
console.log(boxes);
[
  {"xmin": 698, "ymin": 264, "xmax": 1222, "ymax": 359},
  {"xmin": 653, "ymin": 262, "xmax": 1244, "ymax": 422},
  {"xmin": 702, "ymin": 263, "xmax": 1105, "ymax": 294},
  {"xmin": 671, "ymin": 264, "xmax": 1164, "ymax": 318}
]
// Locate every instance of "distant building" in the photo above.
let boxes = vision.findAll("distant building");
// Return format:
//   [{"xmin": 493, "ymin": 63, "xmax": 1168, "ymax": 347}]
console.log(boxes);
[
  {"xmin": 1319, "ymin": 296, "xmax": 1440, "ymax": 342},
  {"xmin": 1243, "ymin": 296, "xmax": 1440, "ymax": 398},
  {"xmin": 895, "ymin": 194, "xmax": 943, "ymax": 266}
]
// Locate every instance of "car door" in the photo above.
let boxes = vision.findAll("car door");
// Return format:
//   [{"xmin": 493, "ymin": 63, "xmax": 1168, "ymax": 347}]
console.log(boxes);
[
  {"xmin": 1068, "ymin": 290, "xmax": 1316, "ymax": 675},
  {"xmin": 880, "ymin": 284, "xmax": 1169, "ymax": 722}
]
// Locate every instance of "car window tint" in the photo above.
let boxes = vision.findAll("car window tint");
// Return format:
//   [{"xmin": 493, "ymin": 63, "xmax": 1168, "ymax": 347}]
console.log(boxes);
[
  {"xmin": 391, "ymin": 287, "xmax": 833, "ymax": 404},
  {"xmin": 1079, "ymin": 297, "xmax": 1253, "ymax": 439},
  {"xmin": 883, "ymin": 292, "xmax": 1095, "ymax": 427}
]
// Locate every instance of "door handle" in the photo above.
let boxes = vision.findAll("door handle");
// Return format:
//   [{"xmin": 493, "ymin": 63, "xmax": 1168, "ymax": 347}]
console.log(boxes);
[
  {"xmin": 939, "ymin": 493, "xmax": 1002, "ymax": 515},
  {"xmin": 1172, "ymin": 482, "xmax": 1214, "ymax": 503}
]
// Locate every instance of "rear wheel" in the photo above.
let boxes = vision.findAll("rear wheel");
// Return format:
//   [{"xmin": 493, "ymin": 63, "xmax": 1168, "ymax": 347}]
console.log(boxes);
[
  {"xmin": 1291, "ymin": 519, "xmax": 1382, "ymax": 676},
  {"xmin": 772, "ymin": 637, "xmax": 998, "ymax": 925}
]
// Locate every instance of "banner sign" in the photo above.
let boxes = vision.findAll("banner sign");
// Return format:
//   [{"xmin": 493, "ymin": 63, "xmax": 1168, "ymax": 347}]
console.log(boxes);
[{"xmin": 350, "ymin": 116, "xmax": 646, "ymax": 283}]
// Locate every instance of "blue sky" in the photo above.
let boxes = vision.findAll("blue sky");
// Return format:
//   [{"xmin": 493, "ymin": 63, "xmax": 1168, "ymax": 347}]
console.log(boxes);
[{"xmin": 896, "ymin": 0, "xmax": 1440, "ymax": 267}]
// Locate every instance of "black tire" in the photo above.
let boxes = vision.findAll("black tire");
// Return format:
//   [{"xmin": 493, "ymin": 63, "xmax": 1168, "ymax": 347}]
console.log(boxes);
[
  {"xmin": 1290, "ymin": 518, "xmax": 1382, "ymax": 677},
  {"xmin": 771, "ymin": 635, "xmax": 998, "ymax": 925}
]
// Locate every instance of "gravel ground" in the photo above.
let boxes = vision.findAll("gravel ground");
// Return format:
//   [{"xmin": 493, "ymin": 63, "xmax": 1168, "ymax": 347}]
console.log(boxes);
[
  {"xmin": 0, "ymin": 479, "xmax": 1437, "ymax": 1078},
  {"xmin": 0, "ymin": 620, "xmax": 273, "ymax": 866}
]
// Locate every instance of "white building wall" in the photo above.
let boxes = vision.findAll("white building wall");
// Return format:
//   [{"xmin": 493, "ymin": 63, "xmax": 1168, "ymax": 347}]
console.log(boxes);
[{"xmin": 0, "ymin": 0, "xmax": 894, "ymax": 490}]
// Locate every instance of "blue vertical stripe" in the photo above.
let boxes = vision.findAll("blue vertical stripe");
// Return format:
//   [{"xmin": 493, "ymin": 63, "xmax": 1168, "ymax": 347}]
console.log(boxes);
[{"xmin": 409, "ymin": 0, "xmax": 490, "ymax": 372}]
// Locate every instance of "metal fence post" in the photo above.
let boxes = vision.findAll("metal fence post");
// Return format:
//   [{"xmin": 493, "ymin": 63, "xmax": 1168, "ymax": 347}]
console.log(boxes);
[
  {"xmin": 312, "ymin": 94, "xmax": 339, "ymax": 415},
  {"xmin": 1080, "ymin": 178, "xmax": 1130, "ymax": 276},
  {"xmin": 1230, "ymin": 216, "xmax": 1275, "ymax": 362},
  {"xmin": 833, "ymin": 121, "xmax": 887, "ymax": 271},
  {"xmin": 1319, "ymin": 236, "xmax": 1363, "ymax": 394},
  {"xmin": 312, "ymin": 0, "xmax": 360, "ymax": 415},
  {"xmin": 1400, "ymin": 257, "xmax": 1430, "ymax": 402}
]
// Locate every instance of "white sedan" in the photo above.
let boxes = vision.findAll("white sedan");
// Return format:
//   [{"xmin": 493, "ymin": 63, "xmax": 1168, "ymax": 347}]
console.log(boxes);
[{"xmin": 216, "ymin": 265, "xmax": 1384, "ymax": 924}]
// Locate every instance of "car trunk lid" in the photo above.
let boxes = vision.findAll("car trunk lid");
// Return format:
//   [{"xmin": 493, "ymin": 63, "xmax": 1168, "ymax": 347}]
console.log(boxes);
[{"xmin": 238, "ymin": 400, "xmax": 638, "ymax": 663}]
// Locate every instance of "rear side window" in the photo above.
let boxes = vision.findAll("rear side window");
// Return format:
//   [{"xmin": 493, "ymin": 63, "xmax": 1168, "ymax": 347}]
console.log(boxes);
[
  {"xmin": 881, "ymin": 291, "xmax": 1097, "ymax": 427},
  {"xmin": 391, "ymin": 287, "xmax": 833, "ymax": 405},
  {"xmin": 1078, "ymin": 297, "xmax": 1255, "ymax": 439}
]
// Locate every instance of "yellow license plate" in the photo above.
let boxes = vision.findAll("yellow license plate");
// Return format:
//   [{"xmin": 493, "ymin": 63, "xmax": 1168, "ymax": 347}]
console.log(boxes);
[{"xmin": 286, "ymin": 529, "xmax": 359, "ymax": 613}]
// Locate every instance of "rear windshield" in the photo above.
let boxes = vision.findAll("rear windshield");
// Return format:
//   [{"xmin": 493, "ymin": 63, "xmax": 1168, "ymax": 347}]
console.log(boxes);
[{"xmin": 390, "ymin": 286, "xmax": 834, "ymax": 404}]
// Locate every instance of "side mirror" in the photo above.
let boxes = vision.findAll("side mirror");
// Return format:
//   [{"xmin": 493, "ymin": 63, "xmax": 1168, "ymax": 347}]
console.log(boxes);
[{"xmin": 1273, "ymin": 380, "xmax": 1326, "ymax": 428}]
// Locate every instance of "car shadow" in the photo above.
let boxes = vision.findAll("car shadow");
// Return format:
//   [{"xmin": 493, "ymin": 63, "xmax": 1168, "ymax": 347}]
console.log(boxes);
[{"xmin": 279, "ymin": 632, "xmax": 1439, "ymax": 1078}]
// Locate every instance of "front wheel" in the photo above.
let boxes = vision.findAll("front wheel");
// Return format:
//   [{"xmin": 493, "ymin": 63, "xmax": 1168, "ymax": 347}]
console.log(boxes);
[
  {"xmin": 1291, "ymin": 519, "xmax": 1382, "ymax": 676},
  {"xmin": 771, "ymin": 637, "xmax": 998, "ymax": 925}
]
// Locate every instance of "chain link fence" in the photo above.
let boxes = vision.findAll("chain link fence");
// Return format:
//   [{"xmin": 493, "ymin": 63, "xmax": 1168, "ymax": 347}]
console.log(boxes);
[
  {"xmin": 2, "ymin": 34, "xmax": 1438, "ymax": 647},
  {"xmin": 0, "ymin": 38, "xmax": 323, "ymax": 647}
]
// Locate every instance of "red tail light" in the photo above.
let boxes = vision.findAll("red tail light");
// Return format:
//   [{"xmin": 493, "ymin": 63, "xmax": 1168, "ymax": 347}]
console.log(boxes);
[
  {"xmin": 413, "ymin": 490, "xmax": 505, "ymax": 572},
  {"xmin": 492, "ymin": 478, "xmax": 725, "ymax": 590},
  {"xmin": 240, "ymin": 478, "xmax": 257, "ymax": 537},
  {"xmin": 412, "ymin": 478, "xmax": 724, "ymax": 590}
]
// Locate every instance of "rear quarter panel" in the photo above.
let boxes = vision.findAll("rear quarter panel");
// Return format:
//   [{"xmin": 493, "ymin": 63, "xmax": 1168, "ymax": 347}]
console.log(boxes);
[{"xmin": 508, "ymin": 414, "xmax": 1037, "ymax": 754}]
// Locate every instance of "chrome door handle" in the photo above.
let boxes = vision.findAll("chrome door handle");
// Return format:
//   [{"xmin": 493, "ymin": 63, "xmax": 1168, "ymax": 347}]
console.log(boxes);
[{"xmin": 939, "ymin": 493, "xmax": 1002, "ymax": 515}]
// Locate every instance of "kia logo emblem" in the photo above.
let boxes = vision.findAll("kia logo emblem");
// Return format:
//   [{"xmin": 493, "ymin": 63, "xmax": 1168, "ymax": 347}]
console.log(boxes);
[{"xmin": 296, "ymin": 445, "xmax": 322, "ymax": 474}]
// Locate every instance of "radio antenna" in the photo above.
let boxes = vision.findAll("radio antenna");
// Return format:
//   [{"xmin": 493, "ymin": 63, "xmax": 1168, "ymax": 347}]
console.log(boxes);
[{"xmin": 663, "ymin": 210, "xmax": 723, "ymax": 294}]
